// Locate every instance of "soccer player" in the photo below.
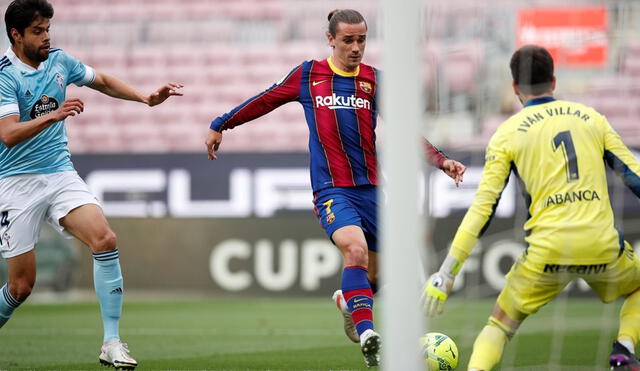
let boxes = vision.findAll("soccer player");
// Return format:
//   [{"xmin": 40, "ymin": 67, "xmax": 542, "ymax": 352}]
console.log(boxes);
[
  {"xmin": 0, "ymin": 0, "xmax": 183, "ymax": 369},
  {"xmin": 205, "ymin": 8, "xmax": 466, "ymax": 367},
  {"xmin": 423, "ymin": 45, "xmax": 640, "ymax": 371}
]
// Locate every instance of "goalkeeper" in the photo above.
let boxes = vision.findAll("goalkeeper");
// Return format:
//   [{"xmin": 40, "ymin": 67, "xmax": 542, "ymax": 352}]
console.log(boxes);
[{"xmin": 424, "ymin": 45, "xmax": 640, "ymax": 371}]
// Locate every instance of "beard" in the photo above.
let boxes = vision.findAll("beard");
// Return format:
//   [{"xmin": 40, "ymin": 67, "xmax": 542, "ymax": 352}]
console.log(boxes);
[{"xmin": 24, "ymin": 44, "xmax": 49, "ymax": 63}]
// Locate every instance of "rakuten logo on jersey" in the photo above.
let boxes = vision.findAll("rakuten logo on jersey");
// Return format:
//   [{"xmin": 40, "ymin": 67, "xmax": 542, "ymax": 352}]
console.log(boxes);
[{"xmin": 315, "ymin": 94, "xmax": 371, "ymax": 110}]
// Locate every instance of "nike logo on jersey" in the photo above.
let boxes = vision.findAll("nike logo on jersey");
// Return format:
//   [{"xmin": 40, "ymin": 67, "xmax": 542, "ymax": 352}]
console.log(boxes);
[
  {"xmin": 354, "ymin": 297, "xmax": 367, "ymax": 303},
  {"xmin": 312, "ymin": 80, "xmax": 327, "ymax": 86}
]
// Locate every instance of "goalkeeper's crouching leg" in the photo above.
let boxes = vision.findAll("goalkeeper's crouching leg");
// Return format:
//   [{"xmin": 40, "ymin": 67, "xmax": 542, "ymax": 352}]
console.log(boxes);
[
  {"xmin": 618, "ymin": 288, "xmax": 640, "ymax": 353},
  {"xmin": 468, "ymin": 315, "xmax": 517, "ymax": 371}
]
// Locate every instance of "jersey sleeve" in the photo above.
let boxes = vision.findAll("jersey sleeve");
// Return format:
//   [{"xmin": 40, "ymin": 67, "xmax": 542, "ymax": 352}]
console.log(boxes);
[
  {"xmin": 374, "ymin": 68, "xmax": 446, "ymax": 169},
  {"xmin": 0, "ymin": 75, "xmax": 19, "ymax": 119},
  {"xmin": 57, "ymin": 49, "xmax": 96, "ymax": 87},
  {"xmin": 210, "ymin": 64, "xmax": 303, "ymax": 132},
  {"xmin": 601, "ymin": 115, "xmax": 640, "ymax": 197},
  {"xmin": 424, "ymin": 140, "xmax": 447, "ymax": 169},
  {"xmin": 373, "ymin": 68, "xmax": 381, "ymax": 104},
  {"xmin": 450, "ymin": 128, "xmax": 513, "ymax": 262}
]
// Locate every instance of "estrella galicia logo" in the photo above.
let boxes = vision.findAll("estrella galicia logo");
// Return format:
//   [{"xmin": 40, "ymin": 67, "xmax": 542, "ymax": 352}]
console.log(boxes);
[{"xmin": 30, "ymin": 94, "xmax": 59, "ymax": 119}]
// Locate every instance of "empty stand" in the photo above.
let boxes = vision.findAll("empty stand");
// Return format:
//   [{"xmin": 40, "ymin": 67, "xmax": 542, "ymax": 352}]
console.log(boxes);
[{"xmin": 2, "ymin": 0, "xmax": 638, "ymax": 152}]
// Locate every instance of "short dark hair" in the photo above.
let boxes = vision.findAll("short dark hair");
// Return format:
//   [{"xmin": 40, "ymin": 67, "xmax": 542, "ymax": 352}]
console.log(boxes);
[
  {"xmin": 510, "ymin": 45, "xmax": 554, "ymax": 95},
  {"xmin": 327, "ymin": 9, "xmax": 367, "ymax": 37},
  {"xmin": 4, "ymin": 0, "xmax": 54, "ymax": 45}
]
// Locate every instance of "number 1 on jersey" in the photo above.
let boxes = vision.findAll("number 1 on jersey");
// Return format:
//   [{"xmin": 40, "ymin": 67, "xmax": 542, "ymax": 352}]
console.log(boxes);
[{"xmin": 553, "ymin": 130, "xmax": 579, "ymax": 182}]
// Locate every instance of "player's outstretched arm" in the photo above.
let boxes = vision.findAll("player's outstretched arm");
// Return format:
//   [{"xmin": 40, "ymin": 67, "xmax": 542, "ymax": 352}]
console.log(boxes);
[
  {"xmin": 0, "ymin": 98, "xmax": 84, "ymax": 148},
  {"xmin": 424, "ymin": 140, "xmax": 466, "ymax": 186},
  {"xmin": 442, "ymin": 159, "xmax": 466, "ymax": 187},
  {"xmin": 424, "ymin": 130, "xmax": 511, "ymax": 316},
  {"xmin": 88, "ymin": 71, "xmax": 183, "ymax": 106},
  {"xmin": 205, "ymin": 129, "xmax": 223, "ymax": 160},
  {"xmin": 204, "ymin": 64, "xmax": 302, "ymax": 161}
]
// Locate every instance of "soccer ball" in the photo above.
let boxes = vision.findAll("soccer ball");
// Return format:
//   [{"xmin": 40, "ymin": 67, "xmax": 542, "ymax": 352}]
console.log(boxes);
[{"xmin": 420, "ymin": 332, "xmax": 458, "ymax": 370}]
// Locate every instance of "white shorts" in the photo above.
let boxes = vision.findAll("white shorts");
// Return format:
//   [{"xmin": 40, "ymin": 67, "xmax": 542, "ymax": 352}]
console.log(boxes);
[{"xmin": 0, "ymin": 171, "xmax": 101, "ymax": 258}]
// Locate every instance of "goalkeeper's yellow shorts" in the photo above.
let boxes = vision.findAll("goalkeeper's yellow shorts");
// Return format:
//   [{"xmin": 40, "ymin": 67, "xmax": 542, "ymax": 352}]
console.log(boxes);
[{"xmin": 497, "ymin": 241, "xmax": 640, "ymax": 321}]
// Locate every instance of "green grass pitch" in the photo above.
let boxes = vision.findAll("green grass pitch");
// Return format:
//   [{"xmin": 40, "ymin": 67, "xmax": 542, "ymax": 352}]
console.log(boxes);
[{"xmin": 0, "ymin": 296, "xmax": 622, "ymax": 370}]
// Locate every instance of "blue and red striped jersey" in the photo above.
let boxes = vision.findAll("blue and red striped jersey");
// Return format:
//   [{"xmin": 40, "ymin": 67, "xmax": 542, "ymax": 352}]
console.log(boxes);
[{"xmin": 210, "ymin": 58, "xmax": 447, "ymax": 192}]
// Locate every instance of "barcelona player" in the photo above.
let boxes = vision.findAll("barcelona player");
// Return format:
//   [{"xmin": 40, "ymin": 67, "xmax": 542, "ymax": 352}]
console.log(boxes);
[
  {"xmin": 424, "ymin": 45, "xmax": 640, "ymax": 371},
  {"xmin": 0, "ymin": 0, "xmax": 182, "ymax": 369},
  {"xmin": 206, "ymin": 8, "xmax": 466, "ymax": 367}
]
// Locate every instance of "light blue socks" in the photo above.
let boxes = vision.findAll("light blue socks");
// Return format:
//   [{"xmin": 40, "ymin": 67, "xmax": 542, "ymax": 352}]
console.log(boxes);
[
  {"xmin": 0, "ymin": 283, "xmax": 21, "ymax": 328},
  {"xmin": 93, "ymin": 249, "xmax": 123, "ymax": 342}
]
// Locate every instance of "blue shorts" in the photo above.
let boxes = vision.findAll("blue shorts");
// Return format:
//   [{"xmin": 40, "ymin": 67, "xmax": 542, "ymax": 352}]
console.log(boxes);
[{"xmin": 313, "ymin": 185, "xmax": 378, "ymax": 252}]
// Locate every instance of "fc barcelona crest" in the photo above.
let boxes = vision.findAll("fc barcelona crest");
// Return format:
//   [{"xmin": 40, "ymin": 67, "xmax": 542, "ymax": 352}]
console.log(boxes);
[
  {"xmin": 326, "ymin": 212, "xmax": 335, "ymax": 224},
  {"xmin": 359, "ymin": 81, "xmax": 372, "ymax": 94}
]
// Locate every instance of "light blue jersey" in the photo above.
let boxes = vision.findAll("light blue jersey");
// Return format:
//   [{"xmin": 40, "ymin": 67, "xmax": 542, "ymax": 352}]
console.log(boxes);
[{"xmin": 0, "ymin": 47, "xmax": 95, "ymax": 179}]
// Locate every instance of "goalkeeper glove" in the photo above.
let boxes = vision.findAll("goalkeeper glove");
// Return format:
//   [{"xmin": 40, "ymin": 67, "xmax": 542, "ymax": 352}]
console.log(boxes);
[{"xmin": 423, "ymin": 254, "xmax": 462, "ymax": 317}]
